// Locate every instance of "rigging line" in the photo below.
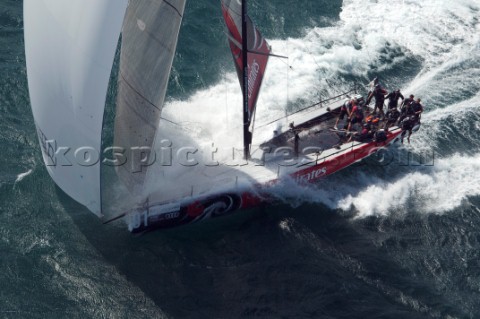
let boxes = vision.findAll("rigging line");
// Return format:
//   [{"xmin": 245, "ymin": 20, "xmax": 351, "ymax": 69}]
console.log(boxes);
[
  {"xmin": 256, "ymin": 88, "xmax": 356, "ymax": 129},
  {"xmin": 225, "ymin": 31, "xmax": 287, "ymax": 62},
  {"xmin": 308, "ymin": 47, "xmax": 340, "ymax": 95},
  {"xmin": 305, "ymin": 47, "xmax": 329, "ymax": 98},
  {"xmin": 159, "ymin": 116, "xmax": 182, "ymax": 127},
  {"xmin": 325, "ymin": 78, "xmax": 341, "ymax": 95},
  {"xmin": 305, "ymin": 43, "xmax": 346, "ymax": 96},
  {"xmin": 103, "ymin": 213, "xmax": 126, "ymax": 225},
  {"xmin": 228, "ymin": 42, "xmax": 291, "ymax": 83},
  {"xmin": 286, "ymin": 39, "xmax": 289, "ymax": 103},
  {"xmin": 248, "ymin": 50, "xmax": 288, "ymax": 59},
  {"xmin": 225, "ymin": 73, "xmax": 228, "ymax": 129},
  {"xmin": 277, "ymin": 54, "xmax": 292, "ymax": 69},
  {"xmin": 286, "ymin": 40, "xmax": 289, "ymax": 122},
  {"xmin": 309, "ymin": 48, "xmax": 323, "ymax": 70}
]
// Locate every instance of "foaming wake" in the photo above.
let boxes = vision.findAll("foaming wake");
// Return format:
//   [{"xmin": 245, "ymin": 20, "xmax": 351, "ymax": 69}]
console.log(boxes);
[
  {"xmin": 162, "ymin": 0, "xmax": 480, "ymax": 145},
  {"xmin": 157, "ymin": 0, "xmax": 480, "ymax": 216},
  {"xmin": 266, "ymin": 151, "xmax": 480, "ymax": 218},
  {"xmin": 412, "ymin": 92, "xmax": 480, "ymax": 154},
  {"xmin": 337, "ymin": 153, "xmax": 480, "ymax": 217}
]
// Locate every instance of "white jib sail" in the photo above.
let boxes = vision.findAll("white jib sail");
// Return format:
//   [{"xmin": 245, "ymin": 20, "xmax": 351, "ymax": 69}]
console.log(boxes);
[
  {"xmin": 114, "ymin": 0, "xmax": 186, "ymax": 195},
  {"xmin": 24, "ymin": 0, "xmax": 128, "ymax": 216}
]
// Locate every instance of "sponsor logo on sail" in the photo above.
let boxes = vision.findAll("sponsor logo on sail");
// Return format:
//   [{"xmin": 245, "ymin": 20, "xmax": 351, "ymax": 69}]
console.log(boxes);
[{"xmin": 248, "ymin": 60, "xmax": 260, "ymax": 99}]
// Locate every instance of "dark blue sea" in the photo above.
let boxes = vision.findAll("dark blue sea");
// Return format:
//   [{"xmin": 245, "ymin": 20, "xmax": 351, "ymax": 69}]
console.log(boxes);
[{"xmin": 2, "ymin": 0, "xmax": 480, "ymax": 317}]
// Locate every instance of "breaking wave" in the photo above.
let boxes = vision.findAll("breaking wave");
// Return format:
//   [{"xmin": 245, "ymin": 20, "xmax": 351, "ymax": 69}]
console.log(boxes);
[{"xmin": 160, "ymin": 0, "xmax": 480, "ymax": 217}]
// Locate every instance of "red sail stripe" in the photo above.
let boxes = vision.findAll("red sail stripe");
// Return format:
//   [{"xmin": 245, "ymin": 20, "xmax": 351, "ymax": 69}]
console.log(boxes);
[{"xmin": 221, "ymin": 2, "xmax": 271, "ymax": 126}]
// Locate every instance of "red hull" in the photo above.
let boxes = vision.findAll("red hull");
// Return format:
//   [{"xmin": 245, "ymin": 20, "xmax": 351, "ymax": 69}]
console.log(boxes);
[{"xmin": 128, "ymin": 129, "xmax": 402, "ymax": 233}]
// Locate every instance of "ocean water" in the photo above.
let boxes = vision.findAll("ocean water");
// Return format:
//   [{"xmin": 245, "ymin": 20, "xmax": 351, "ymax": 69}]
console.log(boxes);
[{"xmin": 2, "ymin": 0, "xmax": 480, "ymax": 318}]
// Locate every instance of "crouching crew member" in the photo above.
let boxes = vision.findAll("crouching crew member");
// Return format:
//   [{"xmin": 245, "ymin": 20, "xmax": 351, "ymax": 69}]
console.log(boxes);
[
  {"xmin": 384, "ymin": 107, "xmax": 400, "ymax": 132},
  {"xmin": 347, "ymin": 100, "xmax": 364, "ymax": 132},
  {"xmin": 334, "ymin": 98, "xmax": 353, "ymax": 130}
]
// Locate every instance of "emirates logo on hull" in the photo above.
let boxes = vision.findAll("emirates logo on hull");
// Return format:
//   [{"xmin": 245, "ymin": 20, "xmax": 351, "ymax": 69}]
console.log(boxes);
[{"xmin": 296, "ymin": 167, "xmax": 328, "ymax": 183}]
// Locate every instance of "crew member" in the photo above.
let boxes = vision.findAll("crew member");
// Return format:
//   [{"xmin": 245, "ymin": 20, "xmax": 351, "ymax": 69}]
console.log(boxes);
[
  {"xmin": 367, "ymin": 84, "xmax": 388, "ymax": 118},
  {"xmin": 386, "ymin": 89, "xmax": 404, "ymax": 110},
  {"xmin": 347, "ymin": 100, "xmax": 364, "ymax": 132},
  {"xmin": 294, "ymin": 130, "xmax": 300, "ymax": 159},
  {"xmin": 365, "ymin": 77, "xmax": 379, "ymax": 105},
  {"xmin": 411, "ymin": 98, "xmax": 424, "ymax": 123},
  {"xmin": 349, "ymin": 122, "xmax": 373, "ymax": 142},
  {"xmin": 399, "ymin": 94, "xmax": 415, "ymax": 123},
  {"xmin": 334, "ymin": 99, "xmax": 353, "ymax": 130},
  {"xmin": 384, "ymin": 107, "xmax": 400, "ymax": 132},
  {"xmin": 290, "ymin": 122, "xmax": 301, "ymax": 158},
  {"xmin": 400, "ymin": 116, "xmax": 414, "ymax": 144}
]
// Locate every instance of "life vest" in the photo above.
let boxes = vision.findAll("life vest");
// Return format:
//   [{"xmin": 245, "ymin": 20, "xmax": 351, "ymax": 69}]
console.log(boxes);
[{"xmin": 353, "ymin": 105, "xmax": 363, "ymax": 119}]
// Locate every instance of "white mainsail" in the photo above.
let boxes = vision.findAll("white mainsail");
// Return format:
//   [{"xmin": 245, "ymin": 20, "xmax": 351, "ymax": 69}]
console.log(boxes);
[{"xmin": 24, "ymin": 0, "xmax": 128, "ymax": 216}]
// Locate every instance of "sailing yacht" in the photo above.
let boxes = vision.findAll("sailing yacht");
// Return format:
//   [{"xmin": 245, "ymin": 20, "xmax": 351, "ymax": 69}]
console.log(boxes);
[{"xmin": 24, "ymin": 0, "xmax": 412, "ymax": 234}]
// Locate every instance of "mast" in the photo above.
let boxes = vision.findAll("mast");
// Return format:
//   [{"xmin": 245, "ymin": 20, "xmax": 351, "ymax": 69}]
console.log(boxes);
[
  {"xmin": 242, "ymin": 0, "xmax": 250, "ymax": 160},
  {"xmin": 221, "ymin": 0, "xmax": 270, "ymax": 160}
]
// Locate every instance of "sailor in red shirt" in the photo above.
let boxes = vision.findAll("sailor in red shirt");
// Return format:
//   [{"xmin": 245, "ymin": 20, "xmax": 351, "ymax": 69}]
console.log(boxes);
[{"xmin": 347, "ymin": 99, "xmax": 364, "ymax": 132}]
